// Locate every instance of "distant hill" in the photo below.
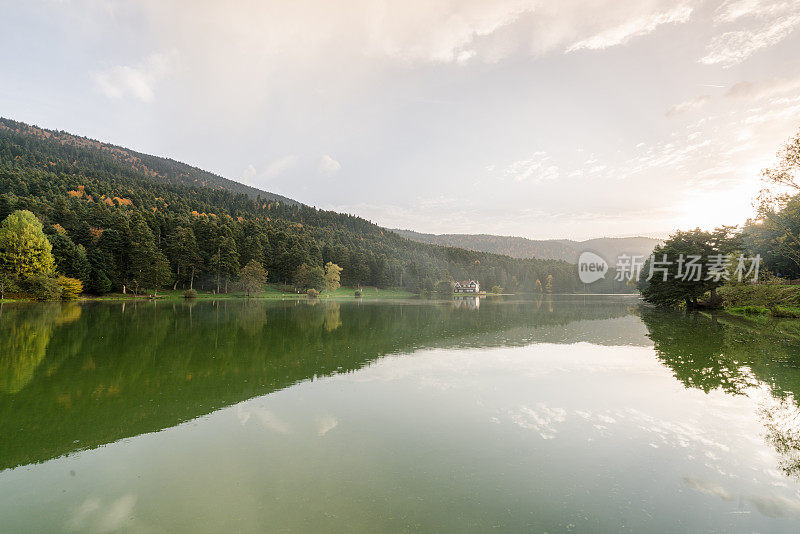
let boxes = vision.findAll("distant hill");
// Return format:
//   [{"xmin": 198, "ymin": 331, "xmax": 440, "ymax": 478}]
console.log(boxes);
[
  {"xmin": 393, "ymin": 229, "xmax": 661, "ymax": 264},
  {"xmin": 0, "ymin": 118, "xmax": 299, "ymax": 206}
]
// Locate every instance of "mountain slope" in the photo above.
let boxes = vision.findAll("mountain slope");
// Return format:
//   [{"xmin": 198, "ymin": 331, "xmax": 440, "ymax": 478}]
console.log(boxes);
[
  {"xmin": 0, "ymin": 117, "xmax": 299, "ymax": 206},
  {"xmin": 0, "ymin": 118, "xmax": 579, "ymax": 294},
  {"xmin": 394, "ymin": 229, "xmax": 661, "ymax": 263}
]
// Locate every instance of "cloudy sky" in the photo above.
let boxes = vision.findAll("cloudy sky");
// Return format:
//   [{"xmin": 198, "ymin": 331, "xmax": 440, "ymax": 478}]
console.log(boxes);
[{"xmin": 2, "ymin": 0, "xmax": 800, "ymax": 239}]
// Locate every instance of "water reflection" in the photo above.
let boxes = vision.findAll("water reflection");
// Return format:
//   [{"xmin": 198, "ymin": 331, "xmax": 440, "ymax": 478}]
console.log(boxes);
[
  {"xmin": 642, "ymin": 308, "xmax": 800, "ymax": 480},
  {"xmin": 0, "ymin": 297, "xmax": 633, "ymax": 470},
  {"xmin": 0, "ymin": 304, "xmax": 81, "ymax": 394},
  {"xmin": 3, "ymin": 298, "xmax": 800, "ymax": 531}
]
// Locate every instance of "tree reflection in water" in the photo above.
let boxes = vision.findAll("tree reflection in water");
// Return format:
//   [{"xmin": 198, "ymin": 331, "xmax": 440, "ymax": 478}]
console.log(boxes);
[
  {"xmin": 0, "ymin": 297, "xmax": 633, "ymax": 470},
  {"xmin": 0, "ymin": 303, "xmax": 81, "ymax": 394},
  {"xmin": 642, "ymin": 308, "xmax": 800, "ymax": 478}
]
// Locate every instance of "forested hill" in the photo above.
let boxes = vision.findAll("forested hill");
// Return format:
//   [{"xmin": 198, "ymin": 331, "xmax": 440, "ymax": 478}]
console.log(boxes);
[
  {"xmin": 393, "ymin": 229, "xmax": 661, "ymax": 263},
  {"xmin": 0, "ymin": 118, "xmax": 299, "ymax": 206},
  {"xmin": 0, "ymin": 118, "xmax": 578, "ymax": 294}
]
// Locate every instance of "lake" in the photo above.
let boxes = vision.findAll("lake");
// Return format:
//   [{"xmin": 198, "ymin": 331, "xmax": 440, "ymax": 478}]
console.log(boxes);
[{"xmin": 2, "ymin": 296, "xmax": 800, "ymax": 532}]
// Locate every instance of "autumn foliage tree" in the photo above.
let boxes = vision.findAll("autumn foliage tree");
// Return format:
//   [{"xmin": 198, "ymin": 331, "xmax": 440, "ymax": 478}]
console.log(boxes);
[{"xmin": 323, "ymin": 262, "xmax": 343, "ymax": 293}]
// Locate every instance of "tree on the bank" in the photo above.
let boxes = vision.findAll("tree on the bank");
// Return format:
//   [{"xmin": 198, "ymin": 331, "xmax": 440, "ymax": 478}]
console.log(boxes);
[
  {"xmin": 142, "ymin": 251, "xmax": 171, "ymax": 297},
  {"xmin": 0, "ymin": 271, "xmax": 18, "ymax": 300},
  {"xmin": 0, "ymin": 210, "xmax": 56, "ymax": 278},
  {"xmin": 58, "ymin": 276, "xmax": 83, "ymax": 300},
  {"xmin": 323, "ymin": 262, "xmax": 343, "ymax": 293},
  {"xmin": 167, "ymin": 226, "xmax": 203, "ymax": 290},
  {"xmin": 745, "ymin": 128, "xmax": 800, "ymax": 276},
  {"xmin": 237, "ymin": 260, "xmax": 268, "ymax": 297},
  {"xmin": 212, "ymin": 235, "xmax": 239, "ymax": 293},
  {"xmin": 47, "ymin": 232, "xmax": 90, "ymax": 285},
  {"xmin": 638, "ymin": 227, "xmax": 740, "ymax": 308},
  {"xmin": 294, "ymin": 262, "xmax": 324, "ymax": 291},
  {"xmin": 128, "ymin": 216, "xmax": 159, "ymax": 294},
  {"xmin": 239, "ymin": 235, "xmax": 264, "ymax": 267}
]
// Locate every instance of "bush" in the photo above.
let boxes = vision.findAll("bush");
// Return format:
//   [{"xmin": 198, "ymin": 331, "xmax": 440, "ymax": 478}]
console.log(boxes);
[
  {"xmin": 306, "ymin": 288, "xmax": 319, "ymax": 298},
  {"xmin": 769, "ymin": 306, "xmax": 800, "ymax": 318},
  {"xmin": 491, "ymin": 285, "xmax": 503, "ymax": 294},
  {"xmin": 58, "ymin": 276, "xmax": 83, "ymax": 300},
  {"xmin": 354, "ymin": 289, "xmax": 362, "ymax": 298},
  {"xmin": 184, "ymin": 289, "xmax": 198, "ymax": 299},
  {"xmin": 24, "ymin": 274, "xmax": 62, "ymax": 301}
]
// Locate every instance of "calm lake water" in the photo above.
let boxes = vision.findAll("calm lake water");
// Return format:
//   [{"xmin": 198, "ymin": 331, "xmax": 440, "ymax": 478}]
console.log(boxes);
[{"xmin": 3, "ymin": 296, "xmax": 800, "ymax": 532}]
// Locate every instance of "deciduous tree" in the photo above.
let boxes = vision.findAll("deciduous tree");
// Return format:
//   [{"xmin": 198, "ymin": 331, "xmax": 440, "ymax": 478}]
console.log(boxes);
[
  {"xmin": 323, "ymin": 262, "xmax": 343, "ymax": 293},
  {"xmin": 237, "ymin": 260, "xmax": 268, "ymax": 297},
  {"xmin": 0, "ymin": 210, "xmax": 56, "ymax": 278},
  {"xmin": 295, "ymin": 263, "xmax": 324, "ymax": 291}
]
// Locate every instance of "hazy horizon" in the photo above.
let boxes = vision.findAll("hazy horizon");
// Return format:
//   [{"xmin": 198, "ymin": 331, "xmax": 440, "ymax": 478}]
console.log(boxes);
[{"xmin": 3, "ymin": 0, "xmax": 799, "ymax": 240}]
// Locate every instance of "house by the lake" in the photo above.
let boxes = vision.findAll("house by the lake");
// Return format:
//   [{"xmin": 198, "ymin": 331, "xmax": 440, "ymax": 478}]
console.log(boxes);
[{"xmin": 454, "ymin": 280, "xmax": 480, "ymax": 293}]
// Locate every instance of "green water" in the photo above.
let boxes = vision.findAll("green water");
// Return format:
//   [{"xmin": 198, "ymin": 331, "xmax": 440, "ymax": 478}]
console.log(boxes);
[{"xmin": 3, "ymin": 296, "xmax": 800, "ymax": 532}]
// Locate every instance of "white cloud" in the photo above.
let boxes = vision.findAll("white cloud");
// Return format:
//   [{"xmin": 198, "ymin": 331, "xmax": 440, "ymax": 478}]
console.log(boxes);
[
  {"xmin": 509, "ymin": 403, "xmax": 567, "ymax": 440},
  {"xmin": 263, "ymin": 155, "xmax": 299, "ymax": 180},
  {"xmin": 132, "ymin": 0, "xmax": 707, "ymax": 73},
  {"xmin": 237, "ymin": 405, "xmax": 292, "ymax": 434},
  {"xmin": 316, "ymin": 414, "xmax": 339, "ymax": 436},
  {"xmin": 235, "ymin": 156, "xmax": 298, "ymax": 187},
  {"xmin": 91, "ymin": 51, "xmax": 176, "ymax": 102},
  {"xmin": 664, "ymin": 73, "xmax": 800, "ymax": 117},
  {"xmin": 503, "ymin": 151, "xmax": 560, "ymax": 183},
  {"xmin": 701, "ymin": 0, "xmax": 800, "ymax": 66},
  {"xmin": 665, "ymin": 95, "xmax": 712, "ymax": 117},
  {"xmin": 67, "ymin": 494, "xmax": 138, "ymax": 533},
  {"xmin": 364, "ymin": 0, "xmax": 533, "ymax": 63},
  {"xmin": 715, "ymin": 0, "xmax": 797, "ymax": 23},
  {"xmin": 725, "ymin": 73, "xmax": 800, "ymax": 100},
  {"xmin": 317, "ymin": 154, "xmax": 341, "ymax": 175},
  {"xmin": 566, "ymin": 4, "xmax": 693, "ymax": 52}
]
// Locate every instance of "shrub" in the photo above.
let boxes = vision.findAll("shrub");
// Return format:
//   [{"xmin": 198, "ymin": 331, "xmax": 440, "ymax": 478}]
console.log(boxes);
[
  {"xmin": 306, "ymin": 288, "xmax": 319, "ymax": 298},
  {"xmin": 354, "ymin": 289, "xmax": 362, "ymax": 298},
  {"xmin": 769, "ymin": 306, "xmax": 800, "ymax": 318},
  {"xmin": 184, "ymin": 289, "xmax": 198, "ymax": 299},
  {"xmin": 719, "ymin": 283, "xmax": 800, "ymax": 307},
  {"xmin": 491, "ymin": 285, "xmax": 503, "ymax": 294},
  {"xmin": 24, "ymin": 274, "xmax": 62, "ymax": 301},
  {"xmin": 58, "ymin": 276, "xmax": 83, "ymax": 300}
]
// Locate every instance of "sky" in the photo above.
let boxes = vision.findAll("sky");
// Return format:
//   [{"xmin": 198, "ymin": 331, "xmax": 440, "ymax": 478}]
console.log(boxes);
[{"xmin": 1, "ymin": 0, "xmax": 800, "ymax": 240}]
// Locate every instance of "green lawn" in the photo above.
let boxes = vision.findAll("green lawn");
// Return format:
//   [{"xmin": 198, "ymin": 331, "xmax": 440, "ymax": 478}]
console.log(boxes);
[
  {"xmin": 74, "ymin": 285, "xmax": 416, "ymax": 301},
  {"xmin": 323, "ymin": 286, "xmax": 416, "ymax": 299},
  {"xmin": 720, "ymin": 283, "xmax": 800, "ymax": 318}
]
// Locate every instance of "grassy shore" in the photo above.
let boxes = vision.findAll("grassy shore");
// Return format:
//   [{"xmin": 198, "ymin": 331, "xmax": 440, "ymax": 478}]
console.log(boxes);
[
  {"xmin": 86, "ymin": 285, "xmax": 416, "ymax": 302},
  {"xmin": 0, "ymin": 285, "xmax": 417, "ymax": 303},
  {"xmin": 719, "ymin": 283, "xmax": 800, "ymax": 318}
]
